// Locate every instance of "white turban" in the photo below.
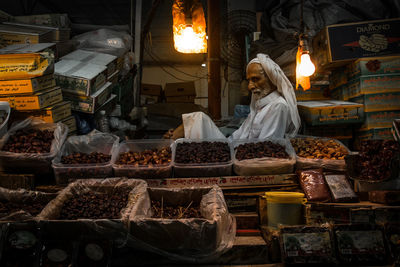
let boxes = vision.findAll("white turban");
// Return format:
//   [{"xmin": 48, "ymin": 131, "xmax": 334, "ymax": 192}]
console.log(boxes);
[{"xmin": 247, "ymin": 53, "xmax": 301, "ymax": 137}]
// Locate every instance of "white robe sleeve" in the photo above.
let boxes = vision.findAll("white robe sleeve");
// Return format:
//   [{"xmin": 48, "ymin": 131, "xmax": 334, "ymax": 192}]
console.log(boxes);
[{"xmin": 258, "ymin": 102, "xmax": 289, "ymax": 139}]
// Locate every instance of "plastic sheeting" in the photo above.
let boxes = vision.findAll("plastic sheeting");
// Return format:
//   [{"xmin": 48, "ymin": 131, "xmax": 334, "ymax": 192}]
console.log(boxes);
[
  {"xmin": 52, "ymin": 130, "xmax": 120, "ymax": 184},
  {"xmin": 130, "ymin": 185, "xmax": 236, "ymax": 261},
  {"xmin": 233, "ymin": 138, "xmax": 296, "ymax": 176},
  {"xmin": 0, "ymin": 118, "xmax": 68, "ymax": 174},
  {"xmin": 252, "ymin": 0, "xmax": 400, "ymax": 67},
  {"xmin": 0, "ymin": 187, "xmax": 57, "ymax": 221}
]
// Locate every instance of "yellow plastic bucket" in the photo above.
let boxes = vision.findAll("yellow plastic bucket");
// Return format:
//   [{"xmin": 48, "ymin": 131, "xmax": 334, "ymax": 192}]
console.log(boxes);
[{"xmin": 265, "ymin": 192, "xmax": 306, "ymax": 228}]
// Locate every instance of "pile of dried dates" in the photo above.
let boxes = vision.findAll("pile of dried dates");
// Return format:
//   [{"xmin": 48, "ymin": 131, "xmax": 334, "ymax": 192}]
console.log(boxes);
[
  {"xmin": 2, "ymin": 129, "xmax": 54, "ymax": 153},
  {"xmin": 356, "ymin": 140, "xmax": 400, "ymax": 181},
  {"xmin": 116, "ymin": 147, "xmax": 171, "ymax": 166},
  {"xmin": 235, "ymin": 141, "xmax": 289, "ymax": 160},
  {"xmin": 291, "ymin": 138, "xmax": 348, "ymax": 160},
  {"xmin": 0, "ymin": 201, "xmax": 47, "ymax": 217},
  {"xmin": 59, "ymin": 190, "xmax": 130, "ymax": 219},
  {"xmin": 61, "ymin": 152, "xmax": 111, "ymax": 164},
  {"xmin": 175, "ymin": 142, "xmax": 230, "ymax": 164},
  {"xmin": 151, "ymin": 199, "xmax": 203, "ymax": 219}
]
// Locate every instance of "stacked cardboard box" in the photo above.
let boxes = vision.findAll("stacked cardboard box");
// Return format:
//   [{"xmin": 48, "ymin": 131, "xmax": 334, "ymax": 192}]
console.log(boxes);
[
  {"xmin": 0, "ymin": 50, "xmax": 75, "ymax": 134},
  {"xmin": 165, "ymin": 81, "xmax": 196, "ymax": 103},
  {"xmin": 141, "ymin": 83, "xmax": 162, "ymax": 105},
  {"xmin": 330, "ymin": 56, "xmax": 400, "ymax": 141}
]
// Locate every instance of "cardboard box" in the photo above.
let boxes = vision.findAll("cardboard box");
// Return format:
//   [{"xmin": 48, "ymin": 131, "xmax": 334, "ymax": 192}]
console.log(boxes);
[
  {"xmin": 297, "ymin": 100, "xmax": 364, "ymax": 126},
  {"xmin": 166, "ymin": 95, "xmax": 195, "ymax": 103},
  {"xmin": 0, "ymin": 52, "xmax": 54, "ymax": 80},
  {"xmin": 313, "ymin": 18, "xmax": 400, "ymax": 70},
  {"xmin": 61, "ymin": 50, "xmax": 117, "ymax": 78},
  {"xmin": 141, "ymin": 83, "xmax": 162, "ymax": 96},
  {"xmin": 361, "ymin": 110, "xmax": 400, "ymax": 129},
  {"xmin": 347, "ymin": 56, "xmax": 400, "ymax": 78},
  {"xmin": 13, "ymin": 13, "xmax": 71, "ymax": 28},
  {"xmin": 3, "ymin": 21, "xmax": 70, "ymax": 42},
  {"xmin": 0, "ymin": 74, "xmax": 55, "ymax": 95},
  {"xmin": 60, "ymin": 115, "xmax": 76, "ymax": 133},
  {"xmin": 350, "ymin": 91, "xmax": 400, "ymax": 112},
  {"xmin": 55, "ymin": 59, "xmax": 107, "ymax": 96},
  {"xmin": 13, "ymin": 101, "xmax": 71, "ymax": 123},
  {"xmin": 357, "ymin": 127, "xmax": 394, "ymax": 140},
  {"xmin": 295, "ymin": 85, "xmax": 330, "ymax": 101},
  {"xmin": 346, "ymin": 74, "xmax": 400, "ymax": 99},
  {"xmin": 63, "ymin": 82, "xmax": 112, "ymax": 113},
  {"xmin": 164, "ymin": 81, "xmax": 196, "ymax": 97},
  {"xmin": 0, "ymin": 43, "xmax": 57, "ymax": 58},
  {"xmin": 0, "ymin": 87, "xmax": 63, "ymax": 110},
  {"xmin": 0, "ymin": 24, "xmax": 53, "ymax": 47},
  {"xmin": 329, "ymin": 66, "xmax": 348, "ymax": 90}
]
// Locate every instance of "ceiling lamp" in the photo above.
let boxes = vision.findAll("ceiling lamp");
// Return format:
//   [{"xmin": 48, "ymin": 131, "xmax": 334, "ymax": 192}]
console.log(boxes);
[
  {"xmin": 296, "ymin": 0, "xmax": 315, "ymax": 90},
  {"xmin": 172, "ymin": 0, "xmax": 207, "ymax": 54}
]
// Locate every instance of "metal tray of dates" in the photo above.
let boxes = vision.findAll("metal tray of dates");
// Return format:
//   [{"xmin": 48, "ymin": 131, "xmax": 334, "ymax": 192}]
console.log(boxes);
[
  {"xmin": 345, "ymin": 140, "xmax": 400, "ymax": 183},
  {"xmin": 113, "ymin": 139, "xmax": 173, "ymax": 178},
  {"xmin": 172, "ymin": 138, "xmax": 233, "ymax": 177}
]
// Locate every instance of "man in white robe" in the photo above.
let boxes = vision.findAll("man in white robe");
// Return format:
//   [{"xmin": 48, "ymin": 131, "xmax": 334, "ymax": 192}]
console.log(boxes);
[{"xmin": 166, "ymin": 53, "xmax": 301, "ymax": 140}]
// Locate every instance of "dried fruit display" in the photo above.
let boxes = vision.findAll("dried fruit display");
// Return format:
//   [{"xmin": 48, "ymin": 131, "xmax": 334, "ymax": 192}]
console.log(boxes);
[
  {"xmin": 175, "ymin": 142, "xmax": 230, "ymax": 164},
  {"xmin": 291, "ymin": 138, "xmax": 348, "ymax": 160},
  {"xmin": 61, "ymin": 152, "xmax": 111, "ymax": 164},
  {"xmin": 2, "ymin": 129, "xmax": 54, "ymax": 153},
  {"xmin": 0, "ymin": 201, "xmax": 47, "ymax": 217},
  {"xmin": 59, "ymin": 190, "xmax": 129, "ymax": 219},
  {"xmin": 116, "ymin": 147, "xmax": 171, "ymax": 166},
  {"xmin": 235, "ymin": 141, "xmax": 289, "ymax": 161},
  {"xmin": 356, "ymin": 140, "xmax": 400, "ymax": 181},
  {"xmin": 151, "ymin": 199, "xmax": 203, "ymax": 219}
]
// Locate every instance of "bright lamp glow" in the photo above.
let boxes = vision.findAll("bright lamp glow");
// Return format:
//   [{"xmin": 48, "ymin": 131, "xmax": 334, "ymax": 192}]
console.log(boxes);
[{"xmin": 298, "ymin": 53, "xmax": 315, "ymax": 77}]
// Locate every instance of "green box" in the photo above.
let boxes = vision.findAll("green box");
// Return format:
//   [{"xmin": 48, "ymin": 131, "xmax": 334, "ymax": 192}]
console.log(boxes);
[
  {"xmin": 347, "ymin": 74, "xmax": 400, "ymax": 99},
  {"xmin": 112, "ymin": 74, "xmax": 133, "ymax": 102},
  {"xmin": 357, "ymin": 127, "xmax": 394, "ymax": 140},
  {"xmin": 297, "ymin": 100, "xmax": 364, "ymax": 126},
  {"xmin": 347, "ymin": 56, "xmax": 400, "ymax": 79},
  {"xmin": 350, "ymin": 91, "xmax": 400, "ymax": 112},
  {"xmin": 362, "ymin": 110, "xmax": 400, "ymax": 130}
]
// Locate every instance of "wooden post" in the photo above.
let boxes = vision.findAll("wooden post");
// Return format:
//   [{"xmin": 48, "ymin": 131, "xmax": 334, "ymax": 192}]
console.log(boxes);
[{"xmin": 207, "ymin": 0, "xmax": 221, "ymax": 120}]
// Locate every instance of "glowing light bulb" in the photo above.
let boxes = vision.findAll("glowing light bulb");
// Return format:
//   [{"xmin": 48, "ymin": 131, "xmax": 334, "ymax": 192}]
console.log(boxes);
[{"xmin": 298, "ymin": 53, "xmax": 315, "ymax": 77}]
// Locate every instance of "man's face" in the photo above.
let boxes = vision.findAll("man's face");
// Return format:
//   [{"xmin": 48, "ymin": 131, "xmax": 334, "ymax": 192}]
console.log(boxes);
[{"xmin": 247, "ymin": 63, "xmax": 276, "ymax": 100}]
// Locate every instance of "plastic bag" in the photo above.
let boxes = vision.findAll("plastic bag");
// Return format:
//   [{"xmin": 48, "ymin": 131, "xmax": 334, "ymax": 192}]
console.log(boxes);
[
  {"xmin": 52, "ymin": 130, "xmax": 120, "ymax": 184},
  {"xmin": 233, "ymin": 138, "xmax": 296, "ymax": 175},
  {"xmin": 182, "ymin": 112, "xmax": 226, "ymax": 139},
  {"xmin": 38, "ymin": 178, "xmax": 148, "ymax": 239},
  {"xmin": 291, "ymin": 135, "xmax": 350, "ymax": 171},
  {"xmin": 129, "ymin": 185, "xmax": 236, "ymax": 261},
  {"xmin": 73, "ymin": 28, "xmax": 132, "ymax": 58},
  {"xmin": 0, "ymin": 118, "xmax": 68, "ymax": 174},
  {"xmin": 0, "ymin": 187, "xmax": 58, "ymax": 221}
]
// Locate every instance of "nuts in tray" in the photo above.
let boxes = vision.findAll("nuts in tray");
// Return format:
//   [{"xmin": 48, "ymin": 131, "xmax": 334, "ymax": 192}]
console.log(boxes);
[
  {"xmin": 235, "ymin": 141, "xmax": 289, "ymax": 161},
  {"xmin": 2, "ymin": 129, "xmax": 54, "ymax": 153},
  {"xmin": 356, "ymin": 140, "xmax": 400, "ymax": 181},
  {"xmin": 116, "ymin": 147, "xmax": 171, "ymax": 166},
  {"xmin": 0, "ymin": 201, "xmax": 47, "ymax": 217},
  {"xmin": 59, "ymin": 190, "xmax": 130, "ymax": 219},
  {"xmin": 175, "ymin": 142, "xmax": 230, "ymax": 164},
  {"xmin": 290, "ymin": 138, "xmax": 348, "ymax": 160},
  {"xmin": 151, "ymin": 199, "xmax": 203, "ymax": 219},
  {"xmin": 61, "ymin": 152, "xmax": 111, "ymax": 164}
]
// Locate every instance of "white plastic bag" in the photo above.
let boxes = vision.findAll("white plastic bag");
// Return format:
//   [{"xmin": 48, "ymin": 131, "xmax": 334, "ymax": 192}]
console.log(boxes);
[{"xmin": 182, "ymin": 112, "xmax": 226, "ymax": 139}]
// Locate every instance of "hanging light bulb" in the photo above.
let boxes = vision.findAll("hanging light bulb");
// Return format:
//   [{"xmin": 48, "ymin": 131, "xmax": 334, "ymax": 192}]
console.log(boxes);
[
  {"xmin": 172, "ymin": 0, "xmax": 207, "ymax": 54},
  {"xmin": 299, "ymin": 52, "xmax": 315, "ymax": 77}
]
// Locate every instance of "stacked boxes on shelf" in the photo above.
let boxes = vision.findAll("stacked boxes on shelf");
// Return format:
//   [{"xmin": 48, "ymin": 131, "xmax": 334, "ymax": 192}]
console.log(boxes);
[
  {"xmin": 55, "ymin": 50, "xmax": 118, "ymax": 131},
  {"xmin": 329, "ymin": 56, "xmax": 400, "ymax": 141},
  {"xmin": 0, "ymin": 49, "xmax": 75, "ymax": 134}
]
